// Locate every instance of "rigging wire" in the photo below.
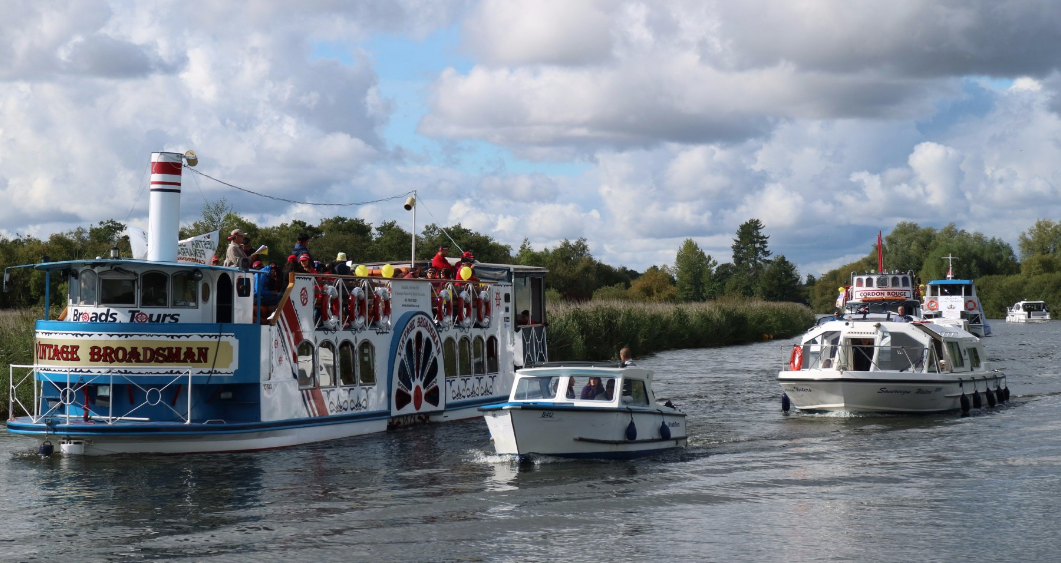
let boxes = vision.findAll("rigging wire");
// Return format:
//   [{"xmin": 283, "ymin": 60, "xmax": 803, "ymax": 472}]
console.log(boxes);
[
  {"xmin": 185, "ymin": 167, "xmax": 412, "ymax": 207},
  {"xmin": 412, "ymin": 192, "xmax": 465, "ymax": 255}
]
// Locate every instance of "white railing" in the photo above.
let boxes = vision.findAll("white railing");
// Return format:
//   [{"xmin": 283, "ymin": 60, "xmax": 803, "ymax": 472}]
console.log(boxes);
[
  {"xmin": 786, "ymin": 344, "xmax": 942, "ymax": 373},
  {"xmin": 9, "ymin": 365, "xmax": 195, "ymax": 425}
]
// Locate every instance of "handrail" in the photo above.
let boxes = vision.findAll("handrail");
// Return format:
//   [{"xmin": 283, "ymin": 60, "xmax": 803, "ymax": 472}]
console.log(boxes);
[{"xmin": 786, "ymin": 344, "xmax": 942, "ymax": 373}]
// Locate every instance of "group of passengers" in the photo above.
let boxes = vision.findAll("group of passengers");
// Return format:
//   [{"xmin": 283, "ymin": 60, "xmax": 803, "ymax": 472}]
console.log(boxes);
[{"xmin": 569, "ymin": 376, "xmax": 616, "ymax": 401}]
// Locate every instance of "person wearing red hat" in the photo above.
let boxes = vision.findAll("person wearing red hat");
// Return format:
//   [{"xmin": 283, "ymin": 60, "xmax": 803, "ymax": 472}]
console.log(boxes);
[{"xmin": 224, "ymin": 229, "xmax": 249, "ymax": 268}]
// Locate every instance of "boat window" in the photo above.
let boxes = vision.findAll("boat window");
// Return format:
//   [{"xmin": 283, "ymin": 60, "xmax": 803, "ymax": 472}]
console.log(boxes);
[
  {"xmin": 357, "ymin": 341, "xmax": 375, "ymax": 385},
  {"xmin": 443, "ymin": 337, "xmax": 458, "ymax": 378},
  {"xmin": 946, "ymin": 341, "xmax": 965, "ymax": 369},
  {"xmin": 78, "ymin": 270, "xmax": 98, "ymax": 305},
  {"xmin": 172, "ymin": 272, "xmax": 198, "ymax": 308},
  {"xmin": 318, "ymin": 341, "xmax": 336, "ymax": 387},
  {"xmin": 855, "ymin": 278, "xmax": 863, "ymax": 287},
  {"xmin": 339, "ymin": 341, "xmax": 356, "ymax": 385},
  {"xmin": 140, "ymin": 271, "xmax": 169, "ymax": 307},
  {"xmin": 874, "ymin": 333, "xmax": 925, "ymax": 372},
  {"xmin": 622, "ymin": 379, "xmax": 650, "ymax": 406},
  {"xmin": 891, "ymin": 276, "xmax": 900, "ymax": 287},
  {"xmin": 902, "ymin": 276, "xmax": 910, "ymax": 287},
  {"xmin": 67, "ymin": 272, "xmax": 80, "ymax": 304},
  {"xmin": 968, "ymin": 346, "xmax": 981, "ymax": 369},
  {"xmin": 99, "ymin": 272, "xmax": 136, "ymax": 306},
  {"xmin": 201, "ymin": 281, "xmax": 211, "ymax": 303},
  {"xmin": 458, "ymin": 336, "xmax": 472, "ymax": 376},
  {"xmin": 513, "ymin": 376, "xmax": 560, "ymax": 401},
  {"xmin": 297, "ymin": 341, "xmax": 316, "ymax": 389},
  {"xmin": 847, "ymin": 338, "xmax": 875, "ymax": 371},
  {"xmin": 472, "ymin": 336, "xmax": 485, "ymax": 375},
  {"xmin": 877, "ymin": 276, "xmax": 888, "ymax": 287},
  {"xmin": 865, "ymin": 277, "xmax": 874, "ymax": 288},
  {"xmin": 573, "ymin": 376, "xmax": 612, "ymax": 400},
  {"xmin": 486, "ymin": 336, "xmax": 499, "ymax": 373}
]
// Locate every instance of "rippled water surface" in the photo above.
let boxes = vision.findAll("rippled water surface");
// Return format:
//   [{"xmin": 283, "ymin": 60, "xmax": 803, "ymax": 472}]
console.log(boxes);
[{"xmin": 4, "ymin": 320, "xmax": 1061, "ymax": 562}]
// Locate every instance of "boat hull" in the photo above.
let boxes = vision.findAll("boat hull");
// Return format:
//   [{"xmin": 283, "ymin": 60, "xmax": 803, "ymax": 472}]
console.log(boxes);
[
  {"xmin": 481, "ymin": 404, "xmax": 687, "ymax": 459},
  {"xmin": 778, "ymin": 371, "xmax": 1006, "ymax": 413}
]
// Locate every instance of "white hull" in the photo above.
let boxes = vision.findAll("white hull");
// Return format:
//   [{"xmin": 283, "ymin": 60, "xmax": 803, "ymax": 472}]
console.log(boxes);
[
  {"xmin": 779, "ymin": 370, "xmax": 1006, "ymax": 413},
  {"xmin": 483, "ymin": 406, "xmax": 686, "ymax": 458}
]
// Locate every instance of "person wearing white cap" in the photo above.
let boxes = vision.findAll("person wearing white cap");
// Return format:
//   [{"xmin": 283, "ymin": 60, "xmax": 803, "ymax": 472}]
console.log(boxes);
[{"xmin": 224, "ymin": 228, "xmax": 250, "ymax": 268}]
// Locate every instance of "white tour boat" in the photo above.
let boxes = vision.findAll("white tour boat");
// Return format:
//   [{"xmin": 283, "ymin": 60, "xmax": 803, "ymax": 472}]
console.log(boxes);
[
  {"xmin": 1005, "ymin": 301, "xmax": 1051, "ymax": 323},
  {"xmin": 5, "ymin": 150, "xmax": 551, "ymax": 456},
  {"xmin": 779, "ymin": 271, "xmax": 1009, "ymax": 414},
  {"xmin": 920, "ymin": 255, "xmax": 991, "ymax": 337},
  {"xmin": 479, "ymin": 363, "xmax": 687, "ymax": 459}
]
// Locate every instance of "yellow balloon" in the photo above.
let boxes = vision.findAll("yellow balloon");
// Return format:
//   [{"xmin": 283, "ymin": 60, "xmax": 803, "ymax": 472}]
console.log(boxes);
[
  {"xmin": 837, "ymin": 287, "xmax": 845, "ymax": 292},
  {"xmin": 459, "ymin": 266, "xmax": 472, "ymax": 280},
  {"xmin": 354, "ymin": 265, "xmax": 368, "ymax": 277},
  {"xmin": 382, "ymin": 264, "xmax": 395, "ymax": 278}
]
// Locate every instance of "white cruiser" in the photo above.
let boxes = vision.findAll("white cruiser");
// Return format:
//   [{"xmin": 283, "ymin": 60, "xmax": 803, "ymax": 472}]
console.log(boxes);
[
  {"xmin": 779, "ymin": 271, "xmax": 1008, "ymax": 414},
  {"xmin": 5, "ymin": 151, "xmax": 551, "ymax": 455},
  {"xmin": 1005, "ymin": 301, "xmax": 1051, "ymax": 323},
  {"xmin": 480, "ymin": 364, "xmax": 687, "ymax": 459}
]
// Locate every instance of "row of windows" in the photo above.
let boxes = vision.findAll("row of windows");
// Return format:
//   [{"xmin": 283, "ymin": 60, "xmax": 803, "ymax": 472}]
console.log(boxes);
[
  {"xmin": 853, "ymin": 275, "xmax": 911, "ymax": 288},
  {"xmin": 294, "ymin": 335, "xmax": 502, "ymax": 390},
  {"xmin": 72, "ymin": 270, "xmax": 205, "ymax": 308}
]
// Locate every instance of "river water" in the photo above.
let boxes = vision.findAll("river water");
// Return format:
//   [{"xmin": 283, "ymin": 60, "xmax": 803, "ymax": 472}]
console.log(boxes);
[{"xmin": 3, "ymin": 320, "xmax": 1061, "ymax": 562}]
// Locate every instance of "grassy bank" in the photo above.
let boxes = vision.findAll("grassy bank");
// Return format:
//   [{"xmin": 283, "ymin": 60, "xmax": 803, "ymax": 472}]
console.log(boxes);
[
  {"xmin": 0, "ymin": 309, "xmax": 38, "ymax": 421},
  {"xmin": 546, "ymin": 298, "xmax": 815, "ymax": 361}
]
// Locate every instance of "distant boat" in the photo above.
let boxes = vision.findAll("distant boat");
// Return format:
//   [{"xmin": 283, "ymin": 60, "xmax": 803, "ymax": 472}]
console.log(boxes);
[
  {"xmin": 480, "ymin": 363, "xmax": 687, "ymax": 459},
  {"xmin": 1005, "ymin": 300, "xmax": 1051, "ymax": 323}
]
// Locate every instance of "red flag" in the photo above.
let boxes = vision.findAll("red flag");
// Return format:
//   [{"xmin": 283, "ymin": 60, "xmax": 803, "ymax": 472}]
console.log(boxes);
[{"xmin": 877, "ymin": 231, "xmax": 883, "ymax": 272}]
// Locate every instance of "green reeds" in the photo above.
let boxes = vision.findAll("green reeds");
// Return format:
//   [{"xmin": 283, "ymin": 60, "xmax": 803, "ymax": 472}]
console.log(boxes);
[
  {"xmin": 0, "ymin": 309, "xmax": 38, "ymax": 420},
  {"xmin": 546, "ymin": 298, "xmax": 815, "ymax": 361}
]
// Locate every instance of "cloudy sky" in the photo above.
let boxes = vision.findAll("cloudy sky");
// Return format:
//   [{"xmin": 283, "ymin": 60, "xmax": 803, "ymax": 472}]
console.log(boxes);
[{"xmin": 2, "ymin": 0, "xmax": 1061, "ymax": 276}]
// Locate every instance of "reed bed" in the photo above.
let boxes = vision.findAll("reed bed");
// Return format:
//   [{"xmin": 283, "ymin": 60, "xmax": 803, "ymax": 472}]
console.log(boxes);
[
  {"xmin": 546, "ymin": 298, "xmax": 815, "ymax": 361},
  {"xmin": 0, "ymin": 309, "xmax": 39, "ymax": 420}
]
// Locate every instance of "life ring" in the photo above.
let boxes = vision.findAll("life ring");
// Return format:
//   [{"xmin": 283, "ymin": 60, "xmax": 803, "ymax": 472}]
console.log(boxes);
[
  {"xmin": 965, "ymin": 299, "xmax": 978, "ymax": 311},
  {"xmin": 435, "ymin": 290, "xmax": 452, "ymax": 327},
  {"xmin": 376, "ymin": 286, "xmax": 392, "ymax": 328},
  {"xmin": 789, "ymin": 345, "xmax": 803, "ymax": 371},
  {"xmin": 476, "ymin": 288, "xmax": 491, "ymax": 327},
  {"xmin": 925, "ymin": 299, "xmax": 938, "ymax": 312},
  {"xmin": 347, "ymin": 286, "xmax": 367, "ymax": 329},
  {"xmin": 321, "ymin": 285, "xmax": 340, "ymax": 330},
  {"xmin": 455, "ymin": 289, "xmax": 474, "ymax": 328}
]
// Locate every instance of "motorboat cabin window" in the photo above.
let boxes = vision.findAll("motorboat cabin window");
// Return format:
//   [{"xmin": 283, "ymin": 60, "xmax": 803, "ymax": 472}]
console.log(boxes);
[
  {"xmin": 67, "ymin": 271, "xmax": 80, "ymax": 304},
  {"xmin": 201, "ymin": 281, "xmax": 211, "ymax": 303},
  {"xmin": 318, "ymin": 341, "xmax": 336, "ymax": 387},
  {"xmin": 855, "ymin": 278, "xmax": 863, "ymax": 287},
  {"xmin": 78, "ymin": 270, "xmax": 98, "ymax": 305},
  {"xmin": 140, "ymin": 271, "xmax": 169, "ymax": 307},
  {"xmin": 865, "ymin": 277, "xmax": 874, "ymax": 287},
  {"xmin": 969, "ymin": 347, "xmax": 981, "ymax": 369},
  {"xmin": 473, "ymin": 336, "xmax": 485, "ymax": 375},
  {"xmin": 902, "ymin": 276, "xmax": 910, "ymax": 287},
  {"xmin": 877, "ymin": 276, "xmax": 888, "ymax": 287},
  {"xmin": 487, "ymin": 336, "xmax": 499, "ymax": 373},
  {"xmin": 458, "ymin": 336, "xmax": 472, "ymax": 376},
  {"xmin": 513, "ymin": 376, "xmax": 559, "ymax": 400},
  {"xmin": 622, "ymin": 379, "xmax": 650, "ymax": 406},
  {"xmin": 357, "ymin": 341, "xmax": 375, "ymax": 385},
  {"xmin": 172, "ymin": 272, "xmax": 198, "ymax": 308},
  {"xmin": 297, "ymin": 341, "xmax": 316, "ymax": 389},
  {"xmin": 818, "ymin": 331, "xmax": 841, "ymax": 369},
  {"xmin": 338, "ymin": 341, "xmax": 356, "ymax": 386},
  {"xmin": 574, "ymin": 376, "xmax": 615, "ymax": 400},
  {"xmin": 847, "ymin": 338, "xmax": 874, "ymax": 371},
  {"xmin": 872, "ymin": 333, "xmax": 925, "ymax": 372},
  {"xmin": 891, "ymin": 276, "xmax": 900, "ymax": 287},
  {"xmin": 946, "ymin": 342, "xmax": 965, "ymax": 369},
  {"xmin": 443, "ymin": 337, "xmax": 458, "ymax": 378},
  {"xmin": 99, "ymin": 272, "xmax": 136, "ymax": 306}
]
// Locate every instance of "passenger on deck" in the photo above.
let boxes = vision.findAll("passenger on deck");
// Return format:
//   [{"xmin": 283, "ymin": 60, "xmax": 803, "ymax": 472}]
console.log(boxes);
[
  {"xmin": 404, "ymin": 267, "xmax": 423, "ymax": 279},
  {"xmin": 580, "ymin": 377, "xmax": 605, "ymax": 400},
  {"xmin": 602, "ymin": 379, "xmax": 615, "ymax": 400},
  {"xmin": 432, "ymin": 245, "xmax": 452, "ymax": 278},
  {"xmin": 224, "ymin": 229, "xmax": 250, "ymax": 268},
  {"xmin": 297, "ymin": 253, "xmax": 317, "ymax": 274},
  {"xmin": 620, "ymin": 347, "xmax": 635, "ymax": 367},
  {"xmin": 292, "ymin": 233, "xmax": 311, "ymax": 262},
  {"xmin": 517, "ymin": 310, "xmax": 531, "ymax": 326},
  {"xmin": 894, "ymin": 305, "xmax": 911, "ymax": 322},
  {"xmin": 332, "ymin": 253, "xmax": 352, "ymax": 276},
  {"xmin": 254, "ymin": 261, "xmax": 280, "ymax": 307},
  {"xmin": 566, "ymin": 378, "xmax": 576, "ymax": 399}
]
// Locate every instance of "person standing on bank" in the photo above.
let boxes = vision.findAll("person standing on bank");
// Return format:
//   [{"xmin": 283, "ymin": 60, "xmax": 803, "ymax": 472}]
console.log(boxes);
[{"xmin": 224, "ymin": 229, "xmax": 250, "ymax": 268}]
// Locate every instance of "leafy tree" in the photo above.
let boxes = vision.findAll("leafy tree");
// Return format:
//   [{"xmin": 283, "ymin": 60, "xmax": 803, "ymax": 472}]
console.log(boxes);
[
  {"xmin": 920, "ymin": 224, "xmax": 1018, "ymax": 280},
  {"xmin": 420, "ymin": 223, "xmax": 513, "ymax": 264},
  {"xmin": 628, "ymin": 266, "xmax": 677, "ymax": 302},
  {"xmin": 674, "ymin": 238, "xmax": 716, "ymax": 301},
  {"xmin": 592, "ymin": 283, "xmax": 631, "ymax": 301},
  {"xmin": 759, "ymin": 255, "xmax": 802, "ymax": 301},
  {"xmin": 882, "ymin": 221, "xmax": 936, "ymax": 273},
  {"xmin": 1018, "ymin": 219, "xmax": 1061, "ymax": 259},
  {"xmin": 180, "ymin": 198, "xmax": 233, "ymax": 239}
]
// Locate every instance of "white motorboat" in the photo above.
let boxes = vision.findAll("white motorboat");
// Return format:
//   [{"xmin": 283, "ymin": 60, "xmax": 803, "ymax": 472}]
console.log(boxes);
[
  {"xmin": 920, "ymin": 255, "xmax": 991, "ymax": 337},
  {"xmin": 1005, "ymin": 301, "xmax": 1051, "ymax": 323},
  {"xmin": 781, "ymin": 271, "xmax": 1009, "ymax": 414},
  {"xmin": 479, "ymin": 363, "xmax": 687, "ymax": 459}
]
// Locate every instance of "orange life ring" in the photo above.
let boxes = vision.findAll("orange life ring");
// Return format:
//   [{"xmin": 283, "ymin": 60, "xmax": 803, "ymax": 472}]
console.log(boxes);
[
  {"xmin": 789, "ymin": 345, "xmax": 803, "ymax": 371},
  {"xmin": 435, "ymin": 293, "xmax": 451, "ymax": 325},
  {"xmin": 965, "ymin": 299, "xmax": 977, "ymax": 311},
  {"xmin": 925, "ymin": 299, "xmax": 938, "ymax": 312},
  {"xmin": 346, "ymin": 286, "xmax": 368, "ymax": 328}
]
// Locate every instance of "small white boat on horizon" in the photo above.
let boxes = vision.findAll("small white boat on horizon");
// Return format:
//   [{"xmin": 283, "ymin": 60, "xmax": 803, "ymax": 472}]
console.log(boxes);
[
  {"xmin": 480, "ymin": 363, "xmax": 687, "ymax": 459},
  {"xmin": 1005, "ymin": 300, "xmax": 1051, "ymax": 323}
]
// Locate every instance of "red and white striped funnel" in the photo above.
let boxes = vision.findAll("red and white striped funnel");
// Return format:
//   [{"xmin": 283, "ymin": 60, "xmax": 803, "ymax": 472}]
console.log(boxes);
[{"xmin": 147, "ymin": 152, "xmax": 185, "ymax": 262}]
